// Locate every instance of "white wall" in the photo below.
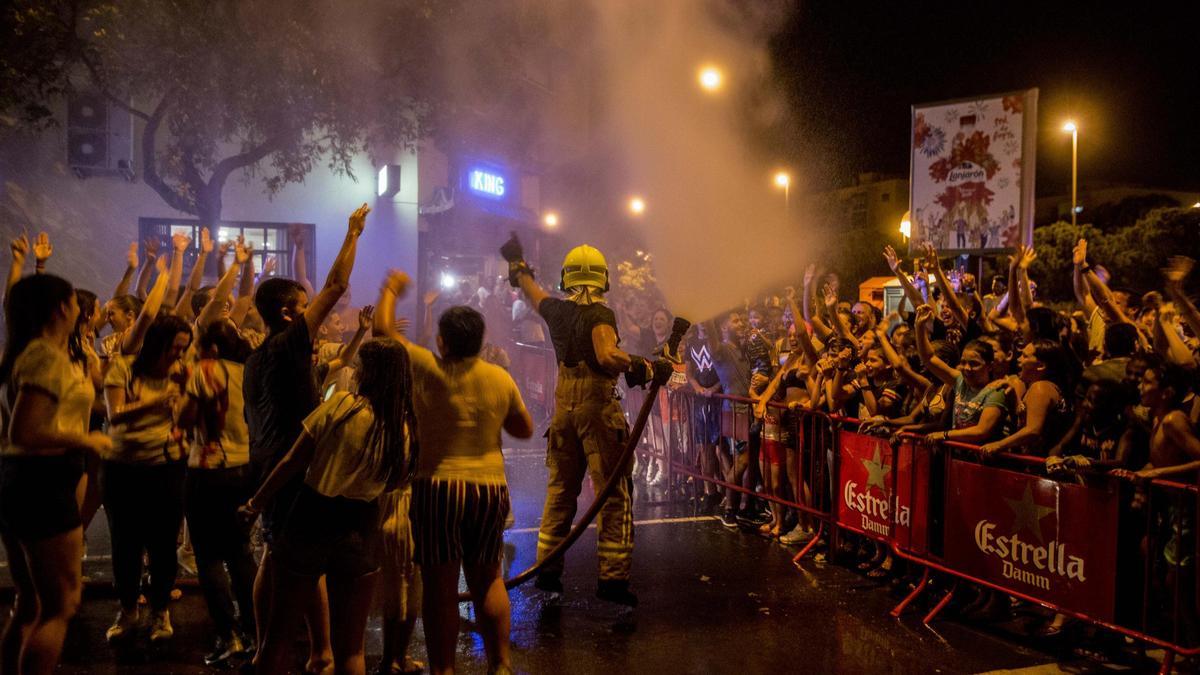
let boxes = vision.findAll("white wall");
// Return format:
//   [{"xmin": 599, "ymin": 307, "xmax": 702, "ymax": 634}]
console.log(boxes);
[{"xmin": 0, "ymin": 116, "xmax": 421, "ymax": 320}]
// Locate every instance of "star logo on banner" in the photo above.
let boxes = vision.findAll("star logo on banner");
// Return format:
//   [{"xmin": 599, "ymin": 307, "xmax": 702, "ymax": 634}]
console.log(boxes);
[
  {"xmin": 1004, "ymin": 483, "xmax": 1055, "ymax": 543},
  {"xmin": 861, "ymin": 445, "xmax": 891, "ymax": 492}
]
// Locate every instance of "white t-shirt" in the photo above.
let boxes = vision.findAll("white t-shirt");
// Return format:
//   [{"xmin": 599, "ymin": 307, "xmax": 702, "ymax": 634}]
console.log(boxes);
[
  {"xmin": 0, "ymin": 338, "xmax": 94, "ymax": 457},
  {"xmin": 186, "ymin": 359, "xmax": 250, "ymax": 468}
]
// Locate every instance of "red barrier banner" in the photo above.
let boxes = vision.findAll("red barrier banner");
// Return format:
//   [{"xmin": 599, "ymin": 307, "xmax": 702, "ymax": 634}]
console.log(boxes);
[
  {"xmin": 837, "ymin": 431, "xmax": 925, "ymax": 549},
  {"xmin": 943, "ymin": 458, "xmax": 1119, "ymax": 621}
]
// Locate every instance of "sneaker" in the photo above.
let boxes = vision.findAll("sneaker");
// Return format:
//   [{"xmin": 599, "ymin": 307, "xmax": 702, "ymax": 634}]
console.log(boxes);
[
  {"xmin": 205, "ymin": 633, "xmax": 246, "ymax": 666},
  {"xmin": 149, "ymin": 609, "xmax": 174, "ymax": 643},
  {"xmin": 720, "ymin": 509, "xmax": 740, "ymax": 529},
  {"xmin": 737, "ymin": 509, "xmax": 771, "ymax": 527},
  {"xmin": 533, "ymin": 572, "xmax": 563, "ymax": 594},
  {"xmin": 596, "ymin": 579, "xmax": 638, "ymax": 607},
  {"xmin": 780, "ymin": 524, "xmax": 815, "ymax": 546},
  {"xmin": 105, "ymin": 608, "xmax": 139, "ymax": 643}
]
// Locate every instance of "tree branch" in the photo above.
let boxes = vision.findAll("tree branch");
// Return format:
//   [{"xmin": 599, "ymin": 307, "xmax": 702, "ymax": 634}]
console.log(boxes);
[
  {"xmin": 208, "ymin": 132, "xmax": 292, "ymax": 190},
  {"xmin": 140, "ymin": 92, "xmax": 195, "ymax": 215}
]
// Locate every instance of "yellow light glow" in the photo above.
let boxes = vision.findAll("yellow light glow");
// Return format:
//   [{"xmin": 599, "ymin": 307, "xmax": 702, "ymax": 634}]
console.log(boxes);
[
  {"xmin": 1062, "ymin": 121, "xmax": 1077, "ymax": 133},
  {"xmin": 1193, "ymin": 202, "xmax": 1200, "ymax": 209},
  {"xmin": 628, "ymin": 197, "xmax": 646, "ymax": 215},
  {"xmin": 899, "ymin": 211, "xmax": 912, "ymax": 239},
  {"xmin": 773, "ymin": 172, "xmax": 790, "ymax": 188},
  {"xmin": 697, "ymin": 66, "xmax": 723, "ymax": 92},
  {"xmin": 543, "ymin": 212, "xmax": 559, "ymax": 228}
]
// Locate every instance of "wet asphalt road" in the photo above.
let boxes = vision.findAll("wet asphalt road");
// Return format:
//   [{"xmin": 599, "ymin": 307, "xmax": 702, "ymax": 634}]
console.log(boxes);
[{"xmin": 0, "ymin": 450, "xmax": 1122, "ymax": 673}]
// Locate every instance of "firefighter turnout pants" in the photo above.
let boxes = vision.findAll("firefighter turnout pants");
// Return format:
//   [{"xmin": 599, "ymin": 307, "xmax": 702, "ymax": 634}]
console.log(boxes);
[{"xmin": 536, "ymin": 363, "xmax": 634, "ymax": 581}]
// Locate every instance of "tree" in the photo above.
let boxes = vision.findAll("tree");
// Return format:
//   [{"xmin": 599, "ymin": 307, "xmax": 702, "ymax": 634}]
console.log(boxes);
[{"xmin": 0, "ymin": 0, "xmax": 540, "ymax": 226}]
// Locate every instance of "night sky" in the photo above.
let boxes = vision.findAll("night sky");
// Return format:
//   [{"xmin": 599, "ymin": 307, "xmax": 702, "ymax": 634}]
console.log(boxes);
[{"xmin": 767, "ymin": 2, "xmax": 1200, "ymax": 194}]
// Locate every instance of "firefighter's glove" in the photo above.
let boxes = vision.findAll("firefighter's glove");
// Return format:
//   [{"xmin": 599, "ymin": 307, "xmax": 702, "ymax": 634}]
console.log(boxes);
[
  {"xmin": 651, "ymin": 358, "xmax": 674, "ymax": 386},
  {"xmin": 625, "ymin": 356, "xmax": 652, "ymax": 389}
]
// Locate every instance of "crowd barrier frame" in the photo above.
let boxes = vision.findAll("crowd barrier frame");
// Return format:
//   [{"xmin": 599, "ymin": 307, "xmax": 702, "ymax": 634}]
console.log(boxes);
[{"xmin": 648, "ymin": 388, "xmax": 1200, "ymax": 673}]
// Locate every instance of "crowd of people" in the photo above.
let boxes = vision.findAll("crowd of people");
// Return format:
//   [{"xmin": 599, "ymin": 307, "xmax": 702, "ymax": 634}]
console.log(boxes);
[
  {"xmin": 644, "ymin": 236, "xmax": 1200, "ymax": 661},
  {"xmin": 4, "ymin": 201, "xmax": 1200, "ymax": 672},
  {"xmin": 0, "ymin": 205, "xmax": 533, "ymax": 675}
]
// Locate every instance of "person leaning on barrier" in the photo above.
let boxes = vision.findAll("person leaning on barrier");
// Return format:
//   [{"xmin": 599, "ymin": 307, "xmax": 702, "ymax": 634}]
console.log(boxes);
[{"xmin": 500, "ymin": 232, "xmax": 671, "ymax": 607}]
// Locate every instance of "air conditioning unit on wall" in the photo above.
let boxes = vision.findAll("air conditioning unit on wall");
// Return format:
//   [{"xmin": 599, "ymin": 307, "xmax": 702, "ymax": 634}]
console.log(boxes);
[{"xmin": 67, "ymin": 90, "xmax": 135, "ymax": 181}]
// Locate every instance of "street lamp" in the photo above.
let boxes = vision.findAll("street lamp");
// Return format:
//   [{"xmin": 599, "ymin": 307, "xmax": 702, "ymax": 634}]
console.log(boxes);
[
  {"xmin": 697, "ymin": 65, "xmax": 723, "ymax": 93},
  {"xmin": 899, "ymin": 211, "xmax": 912, "ymax": 242},
  {"xmin": 1063, "ymin": 121, "xmax": 1078, "ymax": 226},
  {"xmin": 628, "ymin": 196, "xmax": 646, "ymax": 216},
  {"xmin": 542, "ymin": 211, "xmax": 559, "ymax": 228},
  {"xmin": 773, "ymin": 171, "xmax": 790, "ymax": 218}
]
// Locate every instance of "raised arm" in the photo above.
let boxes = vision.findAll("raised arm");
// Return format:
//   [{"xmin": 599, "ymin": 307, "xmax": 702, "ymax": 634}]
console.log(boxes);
[
  {"xmin": 1080, "ymin": 247, "xmax": 1132, "ymax": 326},
  {"xmin": 803, "ymin": 265, "xmax": 833, "ymax": 341},
  {"xmin": 784, "ymin": 288, "xmax": 821, "ymax": 364},
  {"xmin": 163, "ymin": 232, "xmax": 191, "ymax": 308},
  {"xmin": 303, "ymin": 204, "xmax": 367, "ymax": 338},
  {"xmin": 197, "ymin": 240, "xmax": 249, "ymax": 329},
  {"xmin": 322, "ymin": 305, "xmax": 374, "ymax": 390},
  {"xmin": 499, "ymin": 232, "xmax": 550, "ymax": 312},
  {"xmin": 873, "ymin": 325, "xmax": 931, "ymax": 391},
  {"xmin": 924, "ymin": 242, "xmax": 970, "ymax": 328},
  {"xmin": 1006, "ymin": 247, "xmax": 1027, "ymax": 331},
  {"xmin": 113, "ymin": 242, "xmax": 139, "ymax": 299},
  {"xmin": 914, "ymin": 304, "xmax": 959, "ymax": 386},
  {"xmin": 174, "ymin": 228, "xmax": 212, "ymax": 322},
  {"xmin": 822, "ymin": 283, "xmax": 859, "ymax": 351},
  {"xmin": 1072, "ymin": 239, "xmax": 1098, "ymax": 316},
  {"xmin": 230, "ymin": 241, "xmax": 255, "ymax": 326},
  {"xmin": 883, "ymin": 245, "xmax": 925, "ymax": 309},
  {"xmin": 419, "ymin": 290, "xmax": 438, "ymax": 348},
  {"xmin": 31, "ymin": 231, "xmax": 52, "ymax": 274},
  {"xmin": 373, "ymin": 270, "xmax": 411, "ymax": 345},
  {"xmin": 1154, "ymin": 307, "xmax": 1195, "ymax": 367},
  {"xmin": 120, "ymin": 255, "xmax": 170, "ymax": 355},
  {"xmin": 135, "ymin": 237, "xmax": 160, "ymax": 299},
  {"xmin": 5, "ymin": 234, "xmax": 28, "ymax": 307},
  {"xmin": 1163, "ymin": 256, "xmax": 1200, "ymax": 341},
  {"xmin": 290, "ymin": 225, "xmax": 316, "ymax": 297}
]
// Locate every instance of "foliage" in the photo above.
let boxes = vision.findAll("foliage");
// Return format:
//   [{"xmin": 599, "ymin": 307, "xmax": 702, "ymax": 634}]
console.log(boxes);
[{"xmin": 0, "ymin": 0, "xmax": 540, "ymax": 224}]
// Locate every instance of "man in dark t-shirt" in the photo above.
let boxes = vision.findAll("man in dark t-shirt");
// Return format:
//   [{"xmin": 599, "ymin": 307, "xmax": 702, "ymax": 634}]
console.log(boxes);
[{"xmin": 243, "ymin": 204, "xmax": 368, "ymax": 671}]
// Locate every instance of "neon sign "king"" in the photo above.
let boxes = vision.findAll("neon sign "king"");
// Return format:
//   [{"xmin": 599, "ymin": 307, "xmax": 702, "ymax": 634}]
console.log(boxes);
[{"xmin": 468, "ymin": 168, "xmax": 506, "ymax": 199}]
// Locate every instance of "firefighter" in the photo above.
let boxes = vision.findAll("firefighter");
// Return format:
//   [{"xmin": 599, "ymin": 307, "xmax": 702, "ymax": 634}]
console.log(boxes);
[{"xmin": 500, "ymin": 233, "xmax": 669, "ymax": 607}]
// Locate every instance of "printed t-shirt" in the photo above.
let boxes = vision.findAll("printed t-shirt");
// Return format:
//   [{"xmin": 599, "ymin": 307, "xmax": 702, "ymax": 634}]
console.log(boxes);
[
  {"xmin": 103, "ymin": 355, "xmax": 185, "ymax": 464},
  {"xmin": 186, "ymin": 358, "xmax": 250, "ymax": 468},
  {"xmin": 301, "ymin": 391, "xmax": 394, "ymax": 502}
]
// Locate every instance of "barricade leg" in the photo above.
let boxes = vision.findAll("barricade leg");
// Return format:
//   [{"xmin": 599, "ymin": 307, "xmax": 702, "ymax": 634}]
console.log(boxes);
[
  {"xmin": 1159, "ymin": 650, "xmax": 1174, "ymax": 675},
  {"xmin": 923, "ymin": 581, "xmax": 957, "ymax": 625},
  {"xmin": 793, "ymin": 523, "xmax": 824, "ymax": 565},
  {"xmin": 890, "ymin": 568, "xmax": 930, "ymax": 618}
]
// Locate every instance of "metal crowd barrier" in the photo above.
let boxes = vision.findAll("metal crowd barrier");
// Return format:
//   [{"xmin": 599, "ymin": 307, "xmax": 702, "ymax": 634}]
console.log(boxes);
[{"xmin": 655, "ymin": 389, "xmax": 1200, "ymax": 673}]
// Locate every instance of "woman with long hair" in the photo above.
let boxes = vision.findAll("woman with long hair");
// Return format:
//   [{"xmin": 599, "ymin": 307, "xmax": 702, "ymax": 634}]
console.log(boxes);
[
  {"xmin": 102, "ymin": 313, "xmax": 193, "ymax": 646},
  {"xmin": 71, "ymin": 289, "xmax": 107, "ymax": 534},
  {"xmin": 246, "ymin": 338, "xmax": 417, "ymax": 675},
  {"xmin": 0, "ymin": 274, "xmax": 112, "ymax": 675},
  {"xmin": 979, "ymin": 339, "xmax": 1075, "ymax": 457},
  {"xmin": 175, "ymin": 319, "xmax": 257, "ymax": 666}
]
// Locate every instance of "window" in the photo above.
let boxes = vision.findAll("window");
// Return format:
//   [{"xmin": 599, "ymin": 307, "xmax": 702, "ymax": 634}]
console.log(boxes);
[
  {"xmin": 848, "ymin": 192, "xmax": 869, "ymax": 229},
  {"xmin": 138, "ymin": 218, "xmax": 315, "ymax": 283}
]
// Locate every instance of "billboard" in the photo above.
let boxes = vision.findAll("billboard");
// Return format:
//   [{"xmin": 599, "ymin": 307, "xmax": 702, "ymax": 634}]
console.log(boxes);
[{"xmin": 909, "ymin": 89, "xmax": 1037, "ymax": 254}]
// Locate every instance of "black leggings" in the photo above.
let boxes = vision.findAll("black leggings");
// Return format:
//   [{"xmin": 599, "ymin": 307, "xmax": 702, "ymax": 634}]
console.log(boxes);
[
  {"xmin": 101, "ymin": 460, "xmax": 186, "ymax": 611},
  {"xmin": 185, "ymin": 465, "xmax": 257, "ymax": 639}
]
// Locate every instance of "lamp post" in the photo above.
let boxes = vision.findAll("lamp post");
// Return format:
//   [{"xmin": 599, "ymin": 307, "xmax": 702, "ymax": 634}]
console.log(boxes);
[
  {"xmin": 1063, "ymin": 121, "xmax": 1078, "ymax": 227},
  {"xmin": 899, "ymin": 211, "xmax": 911, "ymax": 243},
  {"xmin": 697, "ymin": 65, "xmax": 723, "ymax": 93},
  {"xmin": 773, "ymin": 171, "xmax": 790, "ymax": 219}
]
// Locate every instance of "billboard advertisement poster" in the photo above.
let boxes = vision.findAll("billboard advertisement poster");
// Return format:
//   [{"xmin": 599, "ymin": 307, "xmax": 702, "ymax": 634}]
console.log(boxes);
[{"xmin": 909, "ymin": 89, "xmax": 1037, "ymax": 254}]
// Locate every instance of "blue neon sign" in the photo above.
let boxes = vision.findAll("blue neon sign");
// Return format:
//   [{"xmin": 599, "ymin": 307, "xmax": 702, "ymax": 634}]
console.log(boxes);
[{"xmin": 467, "ymin": 167, "xmax": 507, "ymax": 200}]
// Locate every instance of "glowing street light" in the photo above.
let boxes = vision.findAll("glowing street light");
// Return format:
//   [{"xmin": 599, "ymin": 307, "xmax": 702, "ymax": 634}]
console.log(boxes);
[
  {"xmin": 542, "ymin": 211, "xmax": 559, "ymax": 228},
  {"xmin": 899, "ymin": 211, "xmax": 912, "ymax": 241},
  {"xmin": 773, "ymin": 171, "xmax": 790, "ymax": 218},
  {"xmin": 697, "ymin": 65, "xmax": 723, "ymax": 92},
  {"xmin": 1063, "ymin": 121, "xmax": 1078, "ymax": 227},
  {"xmin": 628, "ymin": 196, "xmax": 646, "ymax": 216}
]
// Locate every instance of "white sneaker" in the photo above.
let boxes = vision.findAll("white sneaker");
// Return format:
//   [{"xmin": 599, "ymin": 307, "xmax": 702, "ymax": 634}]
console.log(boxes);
[
  {"xmin": 148, "ymin": 609, "xmax": 174, "ymax": 643},
  {"xmin": 105, "ymin": 608, "xmax": 139, "ymax": 643},
  {"xmin": 780, "ymin": 524, "xmax": 815, "ymax": 546}
]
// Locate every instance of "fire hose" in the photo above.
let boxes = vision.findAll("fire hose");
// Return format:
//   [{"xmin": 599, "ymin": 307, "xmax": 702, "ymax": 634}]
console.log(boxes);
[{"xmin": 459, "ymin": 317, "xmax": 690, "ymax": 601}]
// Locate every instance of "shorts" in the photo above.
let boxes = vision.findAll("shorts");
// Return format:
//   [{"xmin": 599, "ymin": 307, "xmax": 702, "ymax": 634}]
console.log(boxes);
[
  {"xmin": 0, "ymin": 453, "xmax": 84, "ymax": 541},
  {"xmin": 691, "ymin": 396, "xmax": 721, "ymax": 446},
  {"xmin": 761, "ymin": 438, "xmax": 786, "ymax": 466},
  {"xmin": 271, "ymin": 484, "xmax": 382, "ymax": 578},
  {"xmin": 411, "ymin": 478, "xmax": 509, "ymax": 567}
]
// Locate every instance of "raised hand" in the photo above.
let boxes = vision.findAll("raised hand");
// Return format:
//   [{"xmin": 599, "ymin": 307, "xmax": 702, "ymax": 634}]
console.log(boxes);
[
  {"xmin": 234, "ymin": 240, "xmax": 251, "ymax": 266},
  {"xmin": 1018, "ymin": 244, "xmax": 1037, "ymax": 270},
  {"xmin": 171, "ymin": 232, "xmax": 191, "ymax": 253},
  {"xmin": 882, "ymin": 245, "xmax": 900, "ymax": 272},
  {"xmin": 262, "ymin": 256, "xmax": 278, "ymax": 276},
  {"xmin": 199, "ymin": 228, "xmax": 214, "ymax": 254},
  {"xmin": 33, "ymin": 232, "xmax": 53, "ymax": 264},
  {"xmin": 803, "ymin": 263, "xmax": 817, "ymax": 287},
  {"xmin": 915, "ymin": 304, "xmax": 934, "ymax": 324},
  {"xmin": 289, "ymin": 224, "xmax": 306, "ymax": 248},
  {"xmin": 383, "ymin": 269, "xmax": 410, "ymax": 297},
  {"xmin": 358, "ymin": 305, "xmax": 375, "ymax": 330},
  {"xmin": 217, "ymin": 239, "xmax": 232, "ymax": 260},
  {"xmin": 1072, "ymin": 238, "xmax": 1088, "ymax": 266},
  {"xmin": 423, "ymin": 289, "xmax": 440, "ymax": 307},
  {"xmin": 154, "ymin": 253, "xmax": 169, "ymax": 275},
  {"xmin": 126, "ymin": 242, "xmax": 139, "ymax": 268},
  {"xmin": 1164, "ymin": 256, "xmax": 1195, "ymax": 284},
  {"xmin": 348, "ymin": 203, "xmax": 370, "ymax": 236},
  {"xmin": 10, "ymin": 234, "xmax": 29, "ymax": 263},
  {"xmin": 822, "ymin": 283, "xmax": 837, "ymax": 309},
  {"xmin": 143, "ymin": 237, "xmax": 160, "ymax": 261}
]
